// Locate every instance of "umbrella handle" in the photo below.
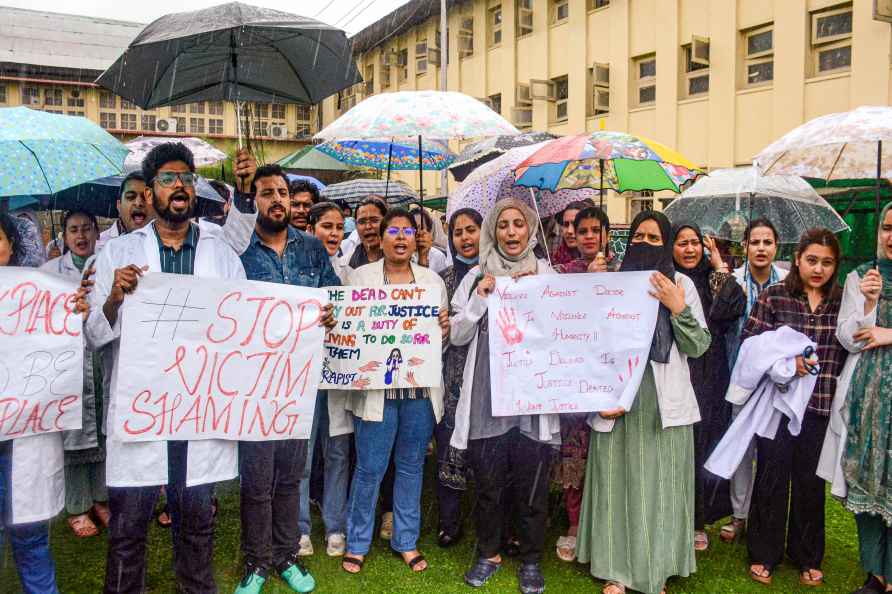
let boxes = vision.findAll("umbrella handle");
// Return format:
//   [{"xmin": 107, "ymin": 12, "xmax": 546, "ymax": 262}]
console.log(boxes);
[
  {"xmin": 236, "ymin": 100, "xmax": 244, "ymax": 150},
  {"xmin": 529, "ymin": 188, "xmax": 553, "ymax": 269}
]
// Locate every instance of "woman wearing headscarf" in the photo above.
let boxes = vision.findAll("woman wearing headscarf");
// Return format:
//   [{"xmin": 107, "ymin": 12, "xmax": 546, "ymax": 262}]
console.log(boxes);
[
  {"xmin": 671, "ymin": 223, "xmax": 746, "ymax": 551},
  {"xmin": 435, "ymin": 207, "xmax": 483, "ymax": 548},
  {"xmin": 577, "ymin": 210, "xmax": 711, "ymax": 594},
  {"xmin": 818, "ymin": 203, "xmax": 892, "ymax": 594},
  {"xmin": 450, "ymin": 198, "xmax": 560, "ymax": 594}
]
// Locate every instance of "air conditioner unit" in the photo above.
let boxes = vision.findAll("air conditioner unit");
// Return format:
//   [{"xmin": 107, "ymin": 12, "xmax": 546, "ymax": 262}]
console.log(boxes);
[
  {"xmin": 270, "ymin": 124, "xmax": 289, "ymax": 139},
  {"xmin": 875, "ymin": 0, "xmax": 892, "ymax": 22},
  {"xmin": 156, "ymin": 118, "xmax": 177, "ymax": 133}
]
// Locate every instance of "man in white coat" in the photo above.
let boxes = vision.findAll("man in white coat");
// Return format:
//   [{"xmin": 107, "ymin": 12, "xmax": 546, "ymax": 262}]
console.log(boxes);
[
  {"xmin": 85, "ymin": 142, "xmax": 246, "ymax": 594},
  {"xmin": 95, "ymin": 172, "xmax": 152, "ymax": 251}
]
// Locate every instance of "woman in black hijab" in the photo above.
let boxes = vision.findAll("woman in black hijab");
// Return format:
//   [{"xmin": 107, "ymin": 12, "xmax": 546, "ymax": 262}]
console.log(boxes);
[{"xmin": 672, "ymin": 222, "xmax": 746, "ymax": 551}]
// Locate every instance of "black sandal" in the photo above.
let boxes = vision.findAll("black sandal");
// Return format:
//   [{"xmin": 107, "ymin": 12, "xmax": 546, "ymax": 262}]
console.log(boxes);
[
  {"xmin": 404, "ymin": 553, "xmax": 427, "ymax": 573},
  {"xmin": 342, "ymin": 555, "xmax": 364, "ymax": 574}
]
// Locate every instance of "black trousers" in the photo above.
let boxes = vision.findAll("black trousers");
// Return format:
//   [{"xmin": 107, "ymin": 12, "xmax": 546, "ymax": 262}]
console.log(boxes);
[
  {"xmin": 467, "ymin": 429, "xmax": 553, "ymax": 563},
  {"xmin": 239, "ymin": 439, "xmax": 307, "ymax": 570},
  {"xmin": 434, "ymin": 419, "xmax": 463, "ymax": 536},
  {"xmin": 105, "ymin": 442, "xmax": 216, "ymax": 594},
  {"xmin": 748, "ymin": 412, "xmax": 829, "ymax": 570}
]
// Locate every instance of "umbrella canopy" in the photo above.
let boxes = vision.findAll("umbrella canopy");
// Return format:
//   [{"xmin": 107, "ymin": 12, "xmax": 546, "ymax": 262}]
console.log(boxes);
[
  {"xmin": 754, "ymin": 105, "xmax": 892, "ymax": 180},
  {"xmin": 0, "ymin": 107, "xmax": 128, "ymax": 198},
  {"xmin": 447, "ymin": 142, "xmax": 599, "ymax": 220},
  {"xmin": 276, "ymin": 145, "xmax": 355, "ymax": 171},
  {"xmin": 286, "ymin": 173, "xmax": 325, "ymax": 191},
  {"xmin": 321, "ymin": 179, "xmax": 416, "ymax": 206},
  {"xmin": 663, "ymin": 167, "xmax": 849, "ymax": 244},
  {"xmin": 316, "ymin": 138, "xmax": 455, "ymax": 171},
  {"xmin": 514, "ymin": 131, "xmax": 703, "ymax": 194},
  {"xmin": 314, "ymin": 91, "xmax": 520, "ymax": 141},
  {"xmin": 449, "ymin": 131, "xmax": 558, "ymax": 182},
  {"xmin": 125, "ymin": 136, "xmax": 226, "ymax": 171},
  {"xmin": 95, "ymin": 1, "xmax": 361, "ymax": 109}
]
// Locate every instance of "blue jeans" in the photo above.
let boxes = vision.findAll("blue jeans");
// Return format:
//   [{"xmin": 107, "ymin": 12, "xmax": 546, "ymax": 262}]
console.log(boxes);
[
  {"xmin": 299, "ymin": 391, "xmax": 351, "ymax": 538},
  {"xmin": 0, "ymin": 444, "xmax": 59, "ymax": 594},
  {"xmin": 346, "ymin": 398, "xmax": 434, "ymax": 555}
]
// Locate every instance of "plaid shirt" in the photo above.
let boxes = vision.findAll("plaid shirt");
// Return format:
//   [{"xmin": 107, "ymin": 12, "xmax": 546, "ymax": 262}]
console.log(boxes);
[{"xmin": 742, "ymin": 283, "xmax": 846, "ymax": 416}]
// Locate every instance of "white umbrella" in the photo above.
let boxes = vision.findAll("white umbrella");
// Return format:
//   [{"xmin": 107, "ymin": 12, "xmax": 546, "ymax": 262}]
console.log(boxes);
[{"xmin": 124, "ymin": 136, "xmax": 227, "ymax": 172}]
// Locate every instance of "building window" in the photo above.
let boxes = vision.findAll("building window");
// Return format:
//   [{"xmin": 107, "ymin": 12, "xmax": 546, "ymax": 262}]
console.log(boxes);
[
  {"xmin": 683, "ymin": 38, "xmax": 709, "ymax": 97},
  {"xmin": 141, "ymin": 115, "xmax": 157, "ymax": 131},
  {"xmin": 255, "ymin": 103, "xmax": 269, "ymax": 119},
  {"xmin": 67, "ymin": 111, "xmax": 85, "ymax": 117},
  {"xmin": 398, "ymin": 48, "xmax": 409, "ymax": 81},
  {"xmin": 296, "ymin": 104, "xmax": 311, "ymax": 123},
  {"xmin": 381, "ymin": 50, "xmax": 393, "ymax": 88},
  {"xmin": 190, "ymin": 102, "xmax": 205, "ymax": 114},
  {"xmin": 0, "ymin": 85, "xmax": 6, "ymax": 104},
  {"xmin": 744, "ymin": 25, "xmax": 773, "ymax": 86},
  {"xmin": 488, "ymin": 93, "xmax": 502, "ymax": 114},
  {"xmin": 209, "ymin": 119, "xmax": 224, "ymax": 134},
  {"xmin": 44, "ymin": 109, "xmax": 64, "ymax": 115},
  {"xmin": 364, "ymin": 64, "xmax": 375, "ymax": 95},
  {"xmin": 171, "ymin": 104, "xmax": 187, "ymax": 114},
  {"xmin": 208, "ymin": 101, "xmax": 224, "ymax": 115},
  {"xmin": 252, "ymin": 121, "xmax": 269, "ymax": 136},
  {"xmin": 589, "ymin": 62, "xmax": 610, "ymax": 116},
  {"xmin": 553, "ymin": 0, "xmax": 569, "ymax": 23},
  {"xmin": 121, "ymin": 113, "xmax": 137, "ymax": 130},
  {"xmin": 44, "ymin": 88, "xmax": 63, "ymax": 107},
  {"xmin": 517, "ymin": 0, "xmax": 533, "ymax": 36},
  {"xmin": 458, "ymin": 17, "xmax": 474, "ymax": 58},
  {"xmin": 634, "ymin": 55, "xmax": 656, "ymax": 106},
  {"xmin": 416, "ymin": 39, "xmax": 428, "ymax": 75},
  {"xmin": 22, "ymin": 86, "xmax": 40, "ymax": 106},
  {"xmin": 589, "ymin": 0, "xmax": 609, "ymax": 9},
  {"xmin": 174, "ymin": 117, "xmax": 186, "ymax": 133},
  {"xmin": 271, "ymin": 104, "xmax": 286, "ymax": 120},
  {"xmin": 100, "ymin": 112, "xmax": 116, "ymax": 129},
  {"xmin": 190, "ymin": 117, "xmax": 205, "ymax": 133},
  {"xmin": 66, "ymin": 89, "xmax": 85, "ymax": 108},
  {"xmin": 120, "ymin": 99, "xmax": 136, "ymax": 110},
  {"xmin": 811, "ymin": 5, "xmax": 852, "ymax": 75},
  {"xmin": 98, "ymin": 91, "xmax": 115, "ymax": 109},
  {"xmin": 489, "ymin": 6, "xmax": 502, "ymax": 46},
  {"xmin": 511, "ymin": 83, "xmax": 533, "ymax": 128}
]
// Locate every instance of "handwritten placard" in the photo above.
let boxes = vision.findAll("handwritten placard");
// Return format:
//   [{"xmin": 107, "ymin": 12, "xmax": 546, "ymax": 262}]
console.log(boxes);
[
  {"xmin": 321, "ymin": 284, "xmax": 442, "ymax": 390},
  {"xmin": 0, "ymin": 267, "xmax": 83, "ymax": 440},
  {"xmin": 488, "ymin": 272, "xmax": 659, "ymax": 415},
  {"xmin": 114, "ymin": 273, "xmax": 327, "ymax": 441}
]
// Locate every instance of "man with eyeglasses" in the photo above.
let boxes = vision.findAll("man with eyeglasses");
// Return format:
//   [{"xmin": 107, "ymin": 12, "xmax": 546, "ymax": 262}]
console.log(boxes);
[
  {"xmin": 85, "ymin": 142, "xmax": 247, "ymax": 594},
  {"xmin": 235, "ymin": 164, "xmax": 339, "ymax": 594}
]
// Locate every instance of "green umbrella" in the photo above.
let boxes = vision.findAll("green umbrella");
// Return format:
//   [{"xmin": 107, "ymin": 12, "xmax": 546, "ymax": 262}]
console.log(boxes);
[{"xmin": 276, "ymin": 145, "xmax": 355, "ymax": 171}]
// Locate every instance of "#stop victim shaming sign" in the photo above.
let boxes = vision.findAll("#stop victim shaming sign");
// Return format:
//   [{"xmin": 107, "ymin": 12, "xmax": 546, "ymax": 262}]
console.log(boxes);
[
  {"xmin": 114, "ymin": 273, "xmax": 327, "ymax": 441},
  {"xmin": 488, "ymin": 272, "xmax": 660, "ymax": 415},
  {"xmin": 0, "ymin": 268, "xmax": 84, "ymax": 440}
]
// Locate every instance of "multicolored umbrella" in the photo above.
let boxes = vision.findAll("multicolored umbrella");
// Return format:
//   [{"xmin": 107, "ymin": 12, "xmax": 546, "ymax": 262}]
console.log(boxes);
[
  {"xmin": 316, "ymin": 138, "xmax": 454, "ymax": 171},
  {"xmin": 124, "ymin": 136, "xmax": 226, "ymax": 172},
  {"xmin": 449, "ymin": 131, "xmax": 558, "ymax": 182},
  {"xmin": 0, "ymin": 106, "xmax": 128, "ymax": 198},
  {"xmin": 513, "ymin": 131, "xmax": 703, "ymax": 208},
  {"xmin": 447, "ymin": 142, "xmax": 599, "ymax": 221}
]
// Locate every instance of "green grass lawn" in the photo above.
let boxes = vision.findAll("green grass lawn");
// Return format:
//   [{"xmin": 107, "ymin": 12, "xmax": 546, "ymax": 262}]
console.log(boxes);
[{"xmin": 2, "ymin": 466, "xmax": 869, "ymax": 594}]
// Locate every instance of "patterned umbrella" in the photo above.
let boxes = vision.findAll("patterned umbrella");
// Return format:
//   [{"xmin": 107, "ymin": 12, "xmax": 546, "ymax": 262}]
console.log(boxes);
[
  {"xmin": 125, "ymin": 136, "xmax": 227, "ymax": 172},
  {"xmin": 449, "ymin": 131, "xmax": 558, "ymax": 182},
  {"xmin": 0, "ymin": 107, "xmax": 128, "ymax": 198},
  {"xmin": 447, "ymin": 142, "xmax": 599, "ymax": 220},
  {"xmin": 663, "ymin": 167, "xmax": 849, "ymax": 244},
  {"xmin": 321, "ymin": 179, "xmax": 416, "ymax": 207},
  {"xmin": 317, "ymin": 138, "xmax": 454, "ymax": 171},
  {"xmin": 514, "ymin": 131, "xmax": 703, "ymax": 209}
]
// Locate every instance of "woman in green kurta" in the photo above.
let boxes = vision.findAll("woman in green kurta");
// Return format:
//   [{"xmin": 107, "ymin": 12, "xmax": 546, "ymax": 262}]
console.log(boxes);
[
  {"xmin": 840, "ymin": 203, "xmax": 892, "ymax": 594},
  {"xmin": 577, "ymin": 211, "xmax": 710, "ymax": 594}
]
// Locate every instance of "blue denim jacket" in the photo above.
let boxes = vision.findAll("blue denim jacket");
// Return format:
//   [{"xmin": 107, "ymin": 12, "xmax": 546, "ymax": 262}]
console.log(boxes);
[{"xmin": 241, "ymin": 226, "xmax": 341, "ymax": 288}]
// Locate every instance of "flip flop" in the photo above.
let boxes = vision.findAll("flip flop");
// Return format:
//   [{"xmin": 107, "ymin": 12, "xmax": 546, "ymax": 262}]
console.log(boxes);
[
  {"xmin": 750, "ymin": 564, "xmax": 773, "ymax": 585},
  {"xmin": 342, "ymin": 555, "xmax": 364, "ymax": 574},
  {"xmin": 800, "ymin": 569, "xmax": 824, "ymax": 587}
]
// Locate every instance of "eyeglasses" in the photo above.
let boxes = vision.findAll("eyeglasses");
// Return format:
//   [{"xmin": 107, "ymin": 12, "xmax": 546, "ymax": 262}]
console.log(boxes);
[
  {"xmin": 385, "ymin": 226, "xmax": 416, "ymax": 237},
  {"xmin": 153, "ymin": 172, "xmax": 197, "ymax": 188}
]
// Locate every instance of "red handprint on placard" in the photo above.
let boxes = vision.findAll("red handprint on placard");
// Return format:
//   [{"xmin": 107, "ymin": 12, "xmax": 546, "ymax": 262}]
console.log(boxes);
[
  {"xmin": 351, "ymin": 376, "xmax": 371, "ymax": 389},
  {"xmin": 358, "ymin": 360, "xmax": 381, "ymax": 373},
  {"xmin": 617, "ymin": 355, "xmax": 641, "ymax": 383},
  {"xmin": 405, "ymin": 370, "xmax": 420, "ymax": 387},
  {"xmin": 497, "ymin": 307, "xmax": 524, "ymax": 345},
  {"xmin": 408, "ymin": 356, "xmax": 425, "ymax": 367}
]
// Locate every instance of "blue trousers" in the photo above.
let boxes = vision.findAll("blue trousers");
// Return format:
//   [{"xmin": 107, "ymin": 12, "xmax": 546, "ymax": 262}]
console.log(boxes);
[
  {"xmin": 346, "ymin": 398, "xmax": 434, "ymax": 555},
  {"xmin": 0, "ymin": 444, "xmax": 59, "ymax": 594}
]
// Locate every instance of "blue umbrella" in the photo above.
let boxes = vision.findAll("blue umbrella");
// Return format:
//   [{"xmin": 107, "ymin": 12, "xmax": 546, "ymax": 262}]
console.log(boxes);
[
  {"xmin": 286, "ymin": 173, "xmax": 326, "ymax": 192},
  {"xmin": 0, "ymin": 107, "xmax": 128, "ymax": 198}
]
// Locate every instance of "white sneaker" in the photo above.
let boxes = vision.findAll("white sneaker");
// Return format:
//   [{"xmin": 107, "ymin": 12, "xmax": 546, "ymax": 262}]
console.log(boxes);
[
  {"xmin": 379, "ymin": 511, "xmax": 393, "ymax": 540},
  {"xmin": 298, "ymin": 534, "xmax": 314, "ymax": 557},
  {"xmin": 326, "ymin": 533, "xmax": 346, "ymax": 557}
]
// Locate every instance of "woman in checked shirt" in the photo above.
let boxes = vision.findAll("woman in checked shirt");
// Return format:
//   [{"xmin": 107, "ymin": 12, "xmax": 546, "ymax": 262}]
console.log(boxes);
[{"xmin": 742, "ymin": 228, "xmax": 846, "ymax": 588}]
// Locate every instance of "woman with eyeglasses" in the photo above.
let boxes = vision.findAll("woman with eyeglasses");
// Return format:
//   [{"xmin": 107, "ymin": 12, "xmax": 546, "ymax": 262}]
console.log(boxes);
[
  {"xmin": 341, "ymin": 207, "xmax": 449, "ymax": 576},
  {"xmin": 577, "ymin": 210, "xmax": 711, "ymax": 594},
  {"xmin": 450, "ymin": 199, "xmax": 561, "ymax": 594}
]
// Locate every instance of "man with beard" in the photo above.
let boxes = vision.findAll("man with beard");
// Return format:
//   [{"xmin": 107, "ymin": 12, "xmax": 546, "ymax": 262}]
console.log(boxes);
[
  {"xmin": 288, "ymin": 179, "xmax": 320, "ymax": 231},
  {"xmin": 96, "ymin": 172, "xmax": 152, "ymax": 250},
  {"xmin": 85, "ymin": 142, "xmax": 246, "ymax": 594},
  {"xmin": 235, "ymin": 164, "xmax": 339, "ymax": 594}
]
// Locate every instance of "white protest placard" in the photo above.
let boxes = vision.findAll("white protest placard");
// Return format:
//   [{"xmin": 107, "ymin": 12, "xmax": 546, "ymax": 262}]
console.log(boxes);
[
  {"xmin": 321, "ymin": 284, "xmax": 442, "ymax": 390},
  {"xmin": 114, "ymin": 273, "xmax": 327, "ymax": 442},
  {"xmin": 488, "ymin": 272, "xmax": 660, "ymax": 415},
  {"xmin": 0, "ymin": 267, "xmax": 83, "ymax": 440}
]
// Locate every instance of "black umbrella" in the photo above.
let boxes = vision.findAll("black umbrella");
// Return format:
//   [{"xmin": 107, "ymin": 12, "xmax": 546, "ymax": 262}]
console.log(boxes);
[
  {"xmin": 96, "ymin": 2, "xmax": 361, "ymax": 145},
  {"xmin": 448, "ymin": 131, "xmax": 558, "ymax": 182}
]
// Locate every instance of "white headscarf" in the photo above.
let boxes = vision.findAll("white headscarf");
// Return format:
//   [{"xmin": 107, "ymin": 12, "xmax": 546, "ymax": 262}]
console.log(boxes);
[{"xmin": 479, "ymin": 198, "xmax": 540, "ymax": 277}]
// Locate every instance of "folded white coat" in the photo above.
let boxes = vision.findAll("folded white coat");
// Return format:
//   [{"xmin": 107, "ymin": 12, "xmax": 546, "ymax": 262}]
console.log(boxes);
[{"xmin": 704, "ymin": 326, "xmax": 818, "ymax": 479}]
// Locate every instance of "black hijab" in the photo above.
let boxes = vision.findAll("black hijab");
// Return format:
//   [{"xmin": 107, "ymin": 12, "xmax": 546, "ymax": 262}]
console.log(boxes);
[
  {"xmin": 671, "ymin": 223, "xmax": 712, "ymax": 310},
  {"xmin": 620, "ymin": 210, "xmax": 675, "ymax": 363},
  {"xmin": 447, "ymin": 207, "xmax": 483, "ymax": 283}
]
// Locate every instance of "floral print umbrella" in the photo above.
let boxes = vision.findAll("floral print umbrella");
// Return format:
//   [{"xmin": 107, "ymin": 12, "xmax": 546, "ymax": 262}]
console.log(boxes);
[
  {"xmin": 316, "ymin": 138, "xmax": 454, "ymax": 170},
  {"xmin": 447, "ymin": 142, "xmax": 598, "ymax": 220}
]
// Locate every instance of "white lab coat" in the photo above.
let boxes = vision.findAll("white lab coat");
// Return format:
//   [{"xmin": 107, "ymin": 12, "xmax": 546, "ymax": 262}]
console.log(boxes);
[
  {"xmin": 818, "ymin": 271, "xmax": 876, "ymax": 498},
  {"xmin": 96, "ymin": 221, "xmax": 122, "ymax": 251},
  {"xmin": 705, "ymin": 326, "xmax": 817, "ymax": 479},
  {"xmin": 326, "ymin": 256, "xmax": 354, "ymax": 437},
  {"xmin": 84, "ymin": 222, "xmax": 245, "ymax": 487},
  {"xmin": 449, "ymin": 260, "xmax": 563, "ymax": 450}
]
